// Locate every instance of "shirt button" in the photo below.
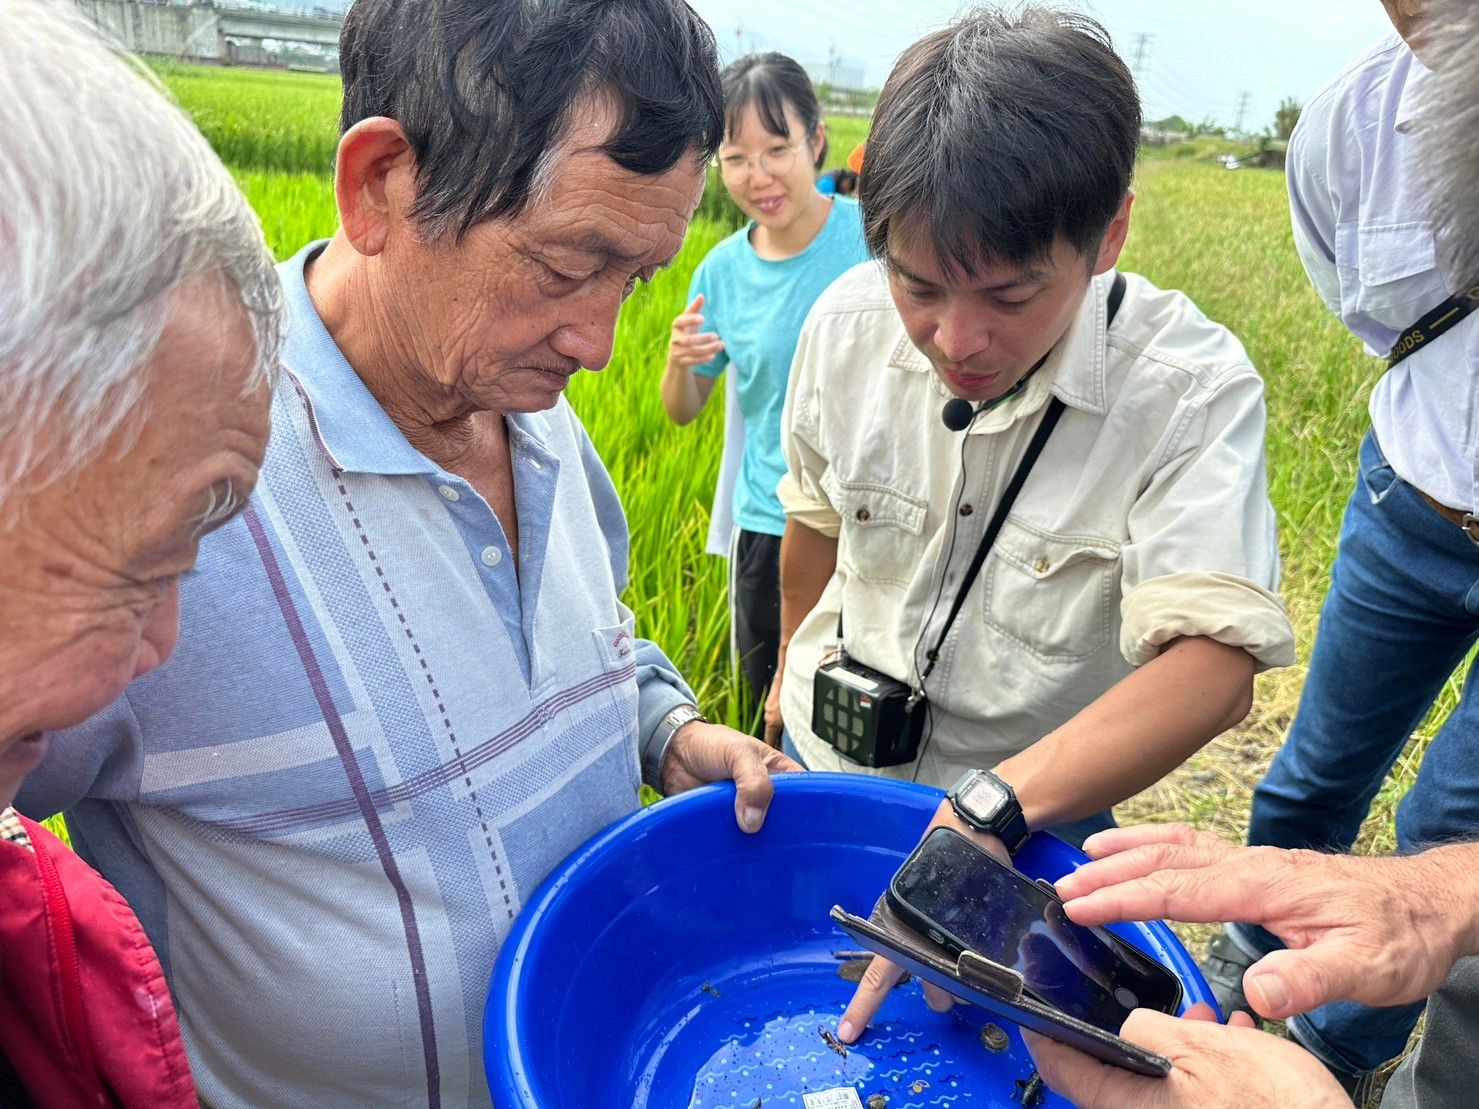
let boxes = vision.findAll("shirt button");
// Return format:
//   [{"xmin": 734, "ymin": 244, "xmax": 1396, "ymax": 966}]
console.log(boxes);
[
  {"xmin": 1033, "ymin": 557, "xmax": 1050, "ymax": 573},
  {"xmin": 480, "ymin": 546, "xmax": 502, "ymax": 567},
  {"xmin": 856, "ymin": 507, "xmax": 870, "ymax": 522},
  {"xmin": 438, "ymin": 484, "xmax": 460, "ymax": 502},
  {"xmin": 959, "ymin": 503, "xmax": 974, "ymax": 516}
]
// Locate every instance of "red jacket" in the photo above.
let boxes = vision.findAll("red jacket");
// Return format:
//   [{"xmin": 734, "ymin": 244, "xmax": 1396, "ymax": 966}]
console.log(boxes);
[{"xmin": 0, "ymin": 814, "xmax": 196, "ymax": 1108}]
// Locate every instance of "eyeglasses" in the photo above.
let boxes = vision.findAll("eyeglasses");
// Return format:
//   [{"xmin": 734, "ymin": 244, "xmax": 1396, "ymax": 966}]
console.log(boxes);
[{"xmin": 717, "ymin": 140, "xmax": 806, "ymax": 184}]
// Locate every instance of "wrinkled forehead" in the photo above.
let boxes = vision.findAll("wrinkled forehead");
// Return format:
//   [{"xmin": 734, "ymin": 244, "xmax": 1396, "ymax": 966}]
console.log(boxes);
[
  {"xmin": 526, "ymin": 93, "xmax": 707, "ymax": 222},
  {"xmin": 524, "ymin": 151, "xmax": 709, "ymax": 250}
]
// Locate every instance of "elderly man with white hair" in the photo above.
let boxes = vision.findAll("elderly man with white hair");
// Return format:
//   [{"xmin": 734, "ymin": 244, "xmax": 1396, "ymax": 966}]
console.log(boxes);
[{"xmin": 0, "ymin": 1, "xmax": 281, "ymax": 1103}]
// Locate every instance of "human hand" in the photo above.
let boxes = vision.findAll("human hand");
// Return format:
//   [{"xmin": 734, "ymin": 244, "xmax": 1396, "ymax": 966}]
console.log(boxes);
[
  {"xmin": 1024, "ymin": 1004, "xmax": 1351, "ymax": 1109},
  {"xmin": 1054, "ymin": 822, "xmax": 1471, "ymax": 1019},
  {"xmin": 762, "ymin": 661, "xmax": 784, "ymax": 749},
  {"xmin": 658, "ymin": 719, "xmax": 802, "ymax": 832},
  {"xmin": 836, "ymin": 801, "xmax": 1008, "ymax": 1042},
  {"xmin": 666, "ymin": 294, "xmax": 723, "ymax": 370}
]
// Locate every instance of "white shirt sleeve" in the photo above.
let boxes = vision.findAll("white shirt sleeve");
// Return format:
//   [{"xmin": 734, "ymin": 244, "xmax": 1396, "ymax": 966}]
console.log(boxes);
[{"xmin": 1286, "ymin": 104, "xmax": 1343, "ymax": 318}]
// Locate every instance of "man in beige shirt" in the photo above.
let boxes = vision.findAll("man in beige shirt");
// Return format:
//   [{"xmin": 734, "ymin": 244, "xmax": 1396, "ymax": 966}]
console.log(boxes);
[{"xmin": 761, "ymin": 6, "xmax": 1297, "ymax": 1043}]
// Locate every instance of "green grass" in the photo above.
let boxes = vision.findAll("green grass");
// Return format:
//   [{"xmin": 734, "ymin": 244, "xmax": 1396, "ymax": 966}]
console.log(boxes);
[
  {"xmin": 154, "ymin": 61, "xmax": 342, "ymax": 174},
  {"xmin": 568, "ymin": 219, "xmax": 759, "ymax": 727},
  {"xmin": 824, "ymin": 114, "xmax": 870, "ymax": 167},
  {"xmin": 234, "ymin": 170, "xmax": 338, "ymax": 259}
]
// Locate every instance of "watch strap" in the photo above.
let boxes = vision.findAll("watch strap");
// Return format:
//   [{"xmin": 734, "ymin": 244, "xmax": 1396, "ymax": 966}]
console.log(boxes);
[{"xmin": 995, "ymin": 805, "xmax": 1030, "ymax": 855}]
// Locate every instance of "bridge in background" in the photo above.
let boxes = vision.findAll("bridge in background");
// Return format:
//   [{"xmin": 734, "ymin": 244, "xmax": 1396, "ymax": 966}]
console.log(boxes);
[{"xmin": 70, "ymin": 0, "xmax": 342, "ymax": 66}]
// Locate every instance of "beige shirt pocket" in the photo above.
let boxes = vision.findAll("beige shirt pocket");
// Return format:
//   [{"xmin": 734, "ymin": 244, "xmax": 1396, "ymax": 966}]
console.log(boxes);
[
  {"xmin": 826, "ymin": 476, "xmax": 929, "ymax": 589},
  {"xmin": 982, "ymin": 519, "xmax": 1121, "ymax": 663}
]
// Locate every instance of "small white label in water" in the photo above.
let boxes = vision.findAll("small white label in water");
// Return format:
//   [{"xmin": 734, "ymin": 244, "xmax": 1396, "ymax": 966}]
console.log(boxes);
[{"xmin": 802, "ymin": 1089, "xmax": 864, "ymax": 1109}]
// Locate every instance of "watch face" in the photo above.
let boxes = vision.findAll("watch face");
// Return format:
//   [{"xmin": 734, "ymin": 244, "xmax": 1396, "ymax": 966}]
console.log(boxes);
[{"xmin": 958, "ymin": 773, "xmax": 1008, "ymax": 820}]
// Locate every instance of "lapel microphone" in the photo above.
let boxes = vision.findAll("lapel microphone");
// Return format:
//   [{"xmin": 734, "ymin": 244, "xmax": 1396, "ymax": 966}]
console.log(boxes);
[
  {"xmin": 939, "ymin": 376, "xmax": 1029, "ymax": 431},
  {"xmin": 940, "ymin": 397, "xmax": 976, "ymax": 431}
]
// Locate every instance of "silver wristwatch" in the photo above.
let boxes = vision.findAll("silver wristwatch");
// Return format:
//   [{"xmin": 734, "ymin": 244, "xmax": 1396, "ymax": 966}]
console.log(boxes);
[{"xmin": 642, "ymin": 703, "xmax": 707, "ymax": 791}]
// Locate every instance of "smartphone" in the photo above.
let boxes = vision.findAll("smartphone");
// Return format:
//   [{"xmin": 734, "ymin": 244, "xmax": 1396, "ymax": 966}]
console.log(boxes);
[{"xmin": 885, "ymin": 827, "xmax": 1183, "ymax": 1032}]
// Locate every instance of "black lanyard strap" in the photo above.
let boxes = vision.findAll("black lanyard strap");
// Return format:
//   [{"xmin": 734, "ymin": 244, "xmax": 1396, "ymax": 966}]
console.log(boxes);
[
  {"xmin": 915, "ymin": 395, "xmax": 1065, "ymax": 687},
  {"xmin": 914, "ymin": 271, "xmax": 1127, "ymax": 691},
  {"xmin": 1387, "ymin": 283, "xmax": 1479, "ymax": 367}
]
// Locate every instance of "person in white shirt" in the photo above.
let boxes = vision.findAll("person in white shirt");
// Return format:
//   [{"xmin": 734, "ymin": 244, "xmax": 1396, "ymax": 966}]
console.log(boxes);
[
  {"xmin": 762, "ymin": 5, "xmax": 1296, "ymax": 1044},
  {"xmin": 1200, "ymin": 1, "xmax": 1479, "ymax": 1092}
]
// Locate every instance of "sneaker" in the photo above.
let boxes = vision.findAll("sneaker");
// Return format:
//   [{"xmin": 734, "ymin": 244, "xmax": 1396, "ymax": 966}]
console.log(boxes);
[{"xmin": 1198, "ymin": 929, "xmax": 1261, "ymax": 1021}]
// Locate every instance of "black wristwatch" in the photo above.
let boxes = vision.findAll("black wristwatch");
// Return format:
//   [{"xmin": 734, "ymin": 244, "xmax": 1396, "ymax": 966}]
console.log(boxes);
[{"xmin": 946, "ymin": 769, "xmax": 1030, "ymax": 854}]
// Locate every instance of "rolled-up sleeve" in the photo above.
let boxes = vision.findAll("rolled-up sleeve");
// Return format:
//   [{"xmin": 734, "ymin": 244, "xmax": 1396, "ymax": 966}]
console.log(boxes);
[
  {"xmin": 778, "ymin": 310, "xmax": 844, "ymax": 539},
  {"xmin": 1119, "ymin": 366, "xmax": 1296, "ymax": 671}
]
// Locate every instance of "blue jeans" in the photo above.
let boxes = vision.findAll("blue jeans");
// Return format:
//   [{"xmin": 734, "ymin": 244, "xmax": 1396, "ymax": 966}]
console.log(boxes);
[
  {"xmin": 781, "ymin": 731, "xmax": 1116, "ymax": 850},
  {"xmin": 1231, "ymin": 430, "xmax": 1479, "ymax": 1074}
]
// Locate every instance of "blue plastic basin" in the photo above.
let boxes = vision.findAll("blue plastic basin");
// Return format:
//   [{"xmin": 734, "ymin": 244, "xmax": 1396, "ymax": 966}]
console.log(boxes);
[{"xmin": 486, "ymin": 772, "xmax": 1212, "ymax": 1108}]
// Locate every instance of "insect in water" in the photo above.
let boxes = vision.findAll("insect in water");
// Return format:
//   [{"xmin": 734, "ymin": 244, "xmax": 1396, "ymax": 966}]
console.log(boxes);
[
  {"xmin": 1013, "ymin": 1070, "xmax": 1046, "ymax": 1107},
  {"xmin": 819, "ymin": 1028, "xmax": 849, "ymax": 1058},
  {"xmin": 980, "ymin": 1023, "xmax": 1010, "ymax": 1052},
  {"xmin": 699, "ymin": 982, "xmax": 721, "ymax": 998}
]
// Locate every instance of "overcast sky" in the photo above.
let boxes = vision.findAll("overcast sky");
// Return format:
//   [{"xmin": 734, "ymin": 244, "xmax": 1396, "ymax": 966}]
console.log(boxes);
[{"xmin": 687, "ymin": 1, "xmax": 1396, "ymax": 134}]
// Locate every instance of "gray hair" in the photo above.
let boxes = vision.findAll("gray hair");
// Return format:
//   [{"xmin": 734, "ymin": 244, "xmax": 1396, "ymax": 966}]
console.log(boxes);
[
  {"xmin": 1419, "ymin": 0, "xmax": 1479, "ymax": 286},
  {"xmin": 0, "ymin": 0, "xmax": 282, "ymax": 503}
]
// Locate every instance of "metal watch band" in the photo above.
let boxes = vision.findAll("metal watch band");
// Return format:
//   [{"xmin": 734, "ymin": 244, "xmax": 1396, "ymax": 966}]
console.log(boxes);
[{"xmin": 642, "ymin": 704, "xmax": 706, "ymax": 791}]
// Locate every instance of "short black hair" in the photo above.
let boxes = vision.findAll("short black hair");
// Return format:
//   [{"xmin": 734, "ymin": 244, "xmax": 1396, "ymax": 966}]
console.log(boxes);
[
  {"xmin": 339, "ymin": 0, "xmax": 723, "ymax": 240},
  {"xmin": 721, "ymin": 53, "xmax": 827, "ymax": 170},
  {"xmin": 861, "ymin": 6, "xmax": 1140, "ymax": 273}
]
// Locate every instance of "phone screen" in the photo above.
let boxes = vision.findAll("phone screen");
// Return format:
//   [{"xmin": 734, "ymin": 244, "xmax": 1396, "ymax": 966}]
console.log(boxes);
[{"xmin": 887, "ymin": 827, "xmax": 1183, "ymax": 1032}]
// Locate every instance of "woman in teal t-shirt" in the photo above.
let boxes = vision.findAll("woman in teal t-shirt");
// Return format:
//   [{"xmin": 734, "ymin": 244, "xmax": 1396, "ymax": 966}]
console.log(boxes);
[{"xmin": 660, "ymin": 53, "xmax": 868, "ymax": 723}]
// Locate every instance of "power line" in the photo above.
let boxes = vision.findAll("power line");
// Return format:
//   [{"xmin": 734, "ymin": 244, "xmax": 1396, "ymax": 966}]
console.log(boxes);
[
  {"xmin": 1233, "ymin": 90, "xmax": 1251, "ymax": 133},
  {"xmin": 1130, "ymin": 32, "xmax": 1153, "ymax": 82}
]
